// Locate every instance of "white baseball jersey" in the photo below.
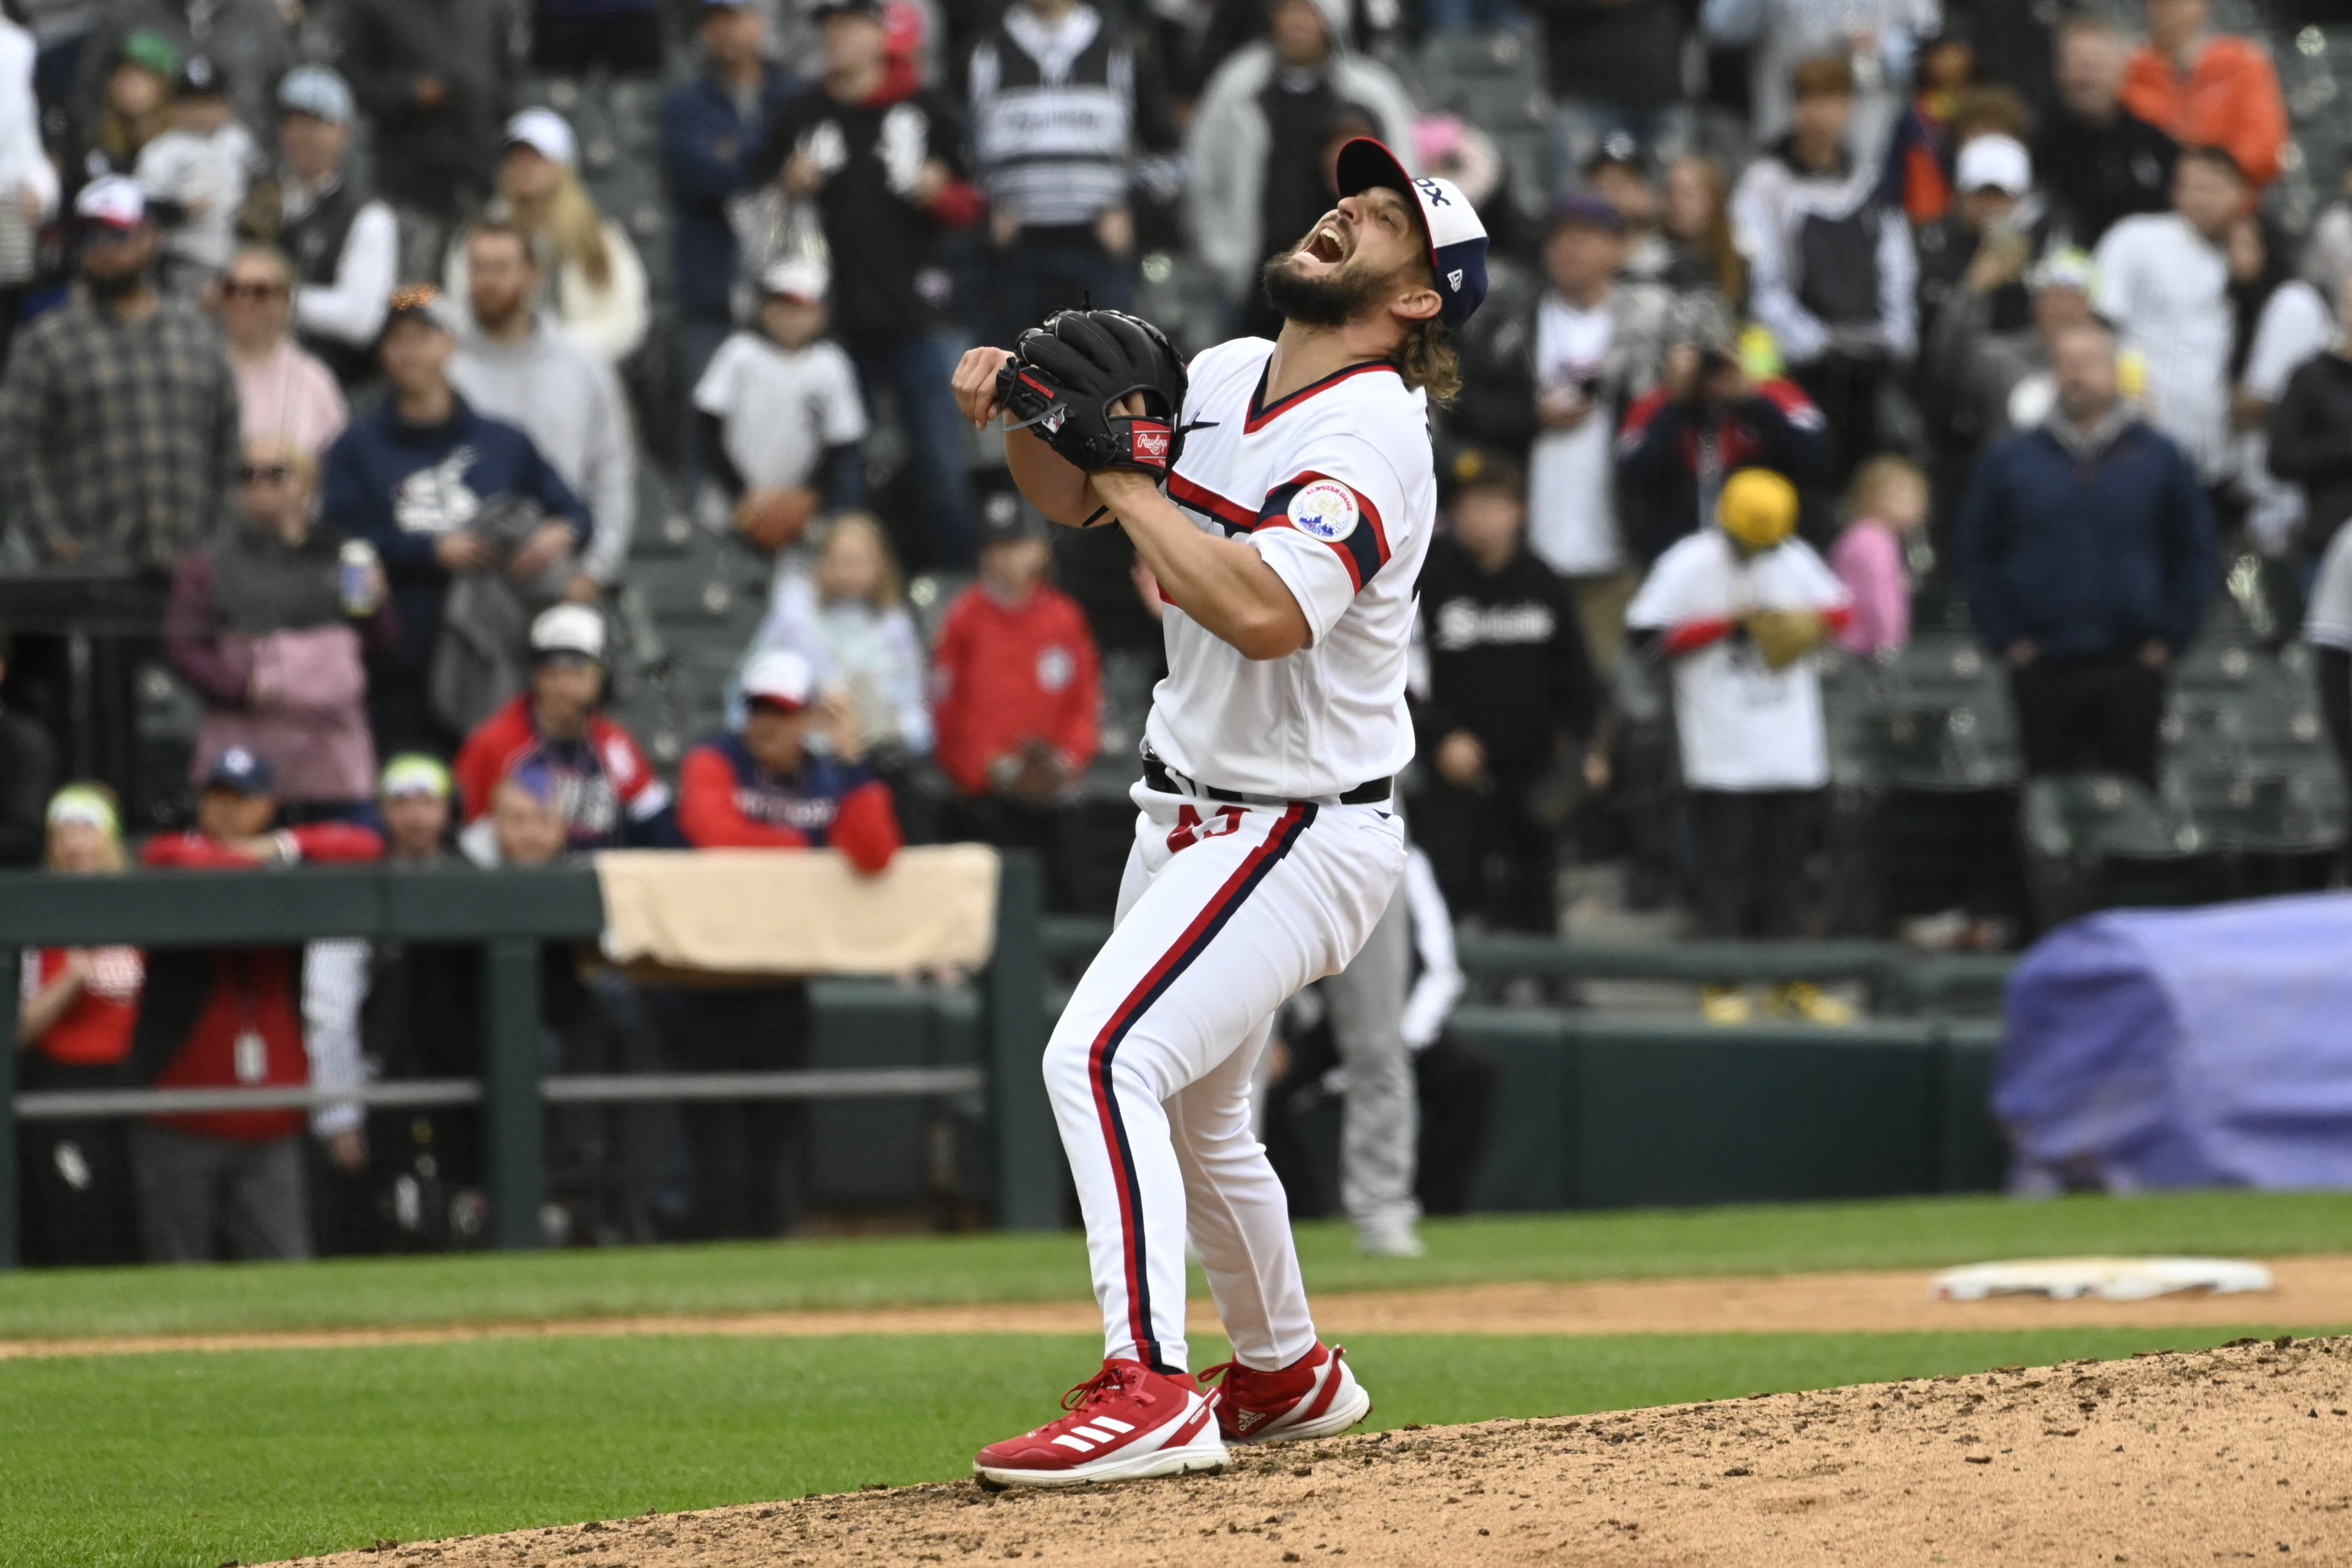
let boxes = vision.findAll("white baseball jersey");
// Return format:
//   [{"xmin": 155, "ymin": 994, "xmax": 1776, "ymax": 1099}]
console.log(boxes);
[{"xmin": 1148, "ymin": 337, "xmax": 1435, "ymax": 799}]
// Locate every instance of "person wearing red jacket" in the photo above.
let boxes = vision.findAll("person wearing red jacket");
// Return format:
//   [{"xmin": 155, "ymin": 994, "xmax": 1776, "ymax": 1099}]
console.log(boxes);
[
  {"xmin": 128, "ymin": 746, "xmax": 384, "ymax": 1261},
  {"xmin": 2122, "ymin": 0, "xmax": 2287, "ymax": 190},
  {"xmin": 661, "ymin": 649, "xmax": 901, "ymax": 1238},
  {"xmin": 930, "ymin": 503, "xmax": 1100, "ymax": 909},
  {"xmin": 452, "ymin": 604, "xmax": 678, "ymax": 852}
]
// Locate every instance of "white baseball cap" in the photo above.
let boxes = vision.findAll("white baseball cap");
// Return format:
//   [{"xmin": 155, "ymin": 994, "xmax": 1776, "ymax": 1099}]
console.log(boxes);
[
  {"xmin": 1955, "ymin": 134, "xmax": 2031, "ymax": 196},
  {"xmin": 761, "ymin": 257, "xmax": 830, "ymax": 304},
  {"xmin": 741, "ymin": 649, "xmax": 814, "ymax": 711},
  {"xmin": 530, "ymin": 603, "xmax": 606, "ymax": 662},
  {"xmin": 75, "ymin": 175, "xmax": 146, "ymax": 231},
  {"xmin": 504, "ymin": 107, "xmax": 578, "ymax": 169}
]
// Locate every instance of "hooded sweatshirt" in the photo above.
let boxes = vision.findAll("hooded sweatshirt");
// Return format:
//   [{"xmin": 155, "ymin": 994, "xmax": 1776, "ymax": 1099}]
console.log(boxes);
[
  {"xmin": 1730, "ymin": 134, "xmax": 1917, "ymax": 368},
  {"xmin": 449, "ymin": 310, "xmax": 637, "ymax": 585}
]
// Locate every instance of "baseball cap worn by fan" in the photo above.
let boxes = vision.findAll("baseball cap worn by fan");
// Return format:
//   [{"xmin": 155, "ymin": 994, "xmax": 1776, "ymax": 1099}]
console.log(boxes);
[
  {"xmin": 380, "ymin": 753, "xmax": 453, "ymax": 801},
  {"xmin": 205, "ymin": 746, "xmax": 277, "ymax": 797},
  {"xmin": 1955, "ymin": 134, "xmax": 2031, "ymax": 196},
  {"xmin": 279, "ymin": 64, "xmax": 355, "ymax": 126},
  {"xmin": 742, "ymin": 649, "xmax": 815, "ymax": 712},
  {"xmin": 75, "ymin": 175, "xmax": 146, "ymax": 233},
  {"xmin": 762, "ymin": 257, "xmax": 830, "ymax": 304},
  {"xmin": 1332, "ymin": 137, "xmax": 1489, "ymax": 330},
  {"xmin": 978, "ymin": 488, "xmax": 1050, "ymax": 547},
  {"xmin": 177, "ymin": 54, "xmax": 228, "ymax": 99},
  {"xmin": 531, "ymin": 604, "xmax": 607, "ymax": 664},
  {"xmin": 1551, "ymin": 192, "xmax": 1626, "ymax": 235},
  {"xmin": 504, "ymin": 107, "xmax": 579, "ymax": 169}
]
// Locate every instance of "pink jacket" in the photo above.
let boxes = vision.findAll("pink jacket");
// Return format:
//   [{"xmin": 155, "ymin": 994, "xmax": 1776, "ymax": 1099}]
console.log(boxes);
[{"xmin": 1831, "ymin": 519, "xmax": 1911, "ymax": 655}]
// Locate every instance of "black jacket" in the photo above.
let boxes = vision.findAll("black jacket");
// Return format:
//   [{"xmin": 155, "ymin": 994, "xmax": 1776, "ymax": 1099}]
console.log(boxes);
[
  {"xmin": 0, "ymin": 705, "xmax": 53, "ymax": 869},
  {"xmin": 2268, "ymin": 351, "xmax": 2352, "ymax": 558},
  {"xmin": 1615, "ymin": 380, "xmax": 1828, "ymax": 564},
  {"xmin": 2033, "ymin": 106, "xmax": 2176, "ymax": 250},
  {"xmin": 1416, "ymin": 537, "xmax": 1597, "ymax": 777},
  {"xmin": 341, "ymin": 0, "xmax": 514, "ymax": 215}
]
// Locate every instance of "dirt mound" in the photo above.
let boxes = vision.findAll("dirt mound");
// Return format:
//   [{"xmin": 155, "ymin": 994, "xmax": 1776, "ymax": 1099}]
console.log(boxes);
[{"xmin": 279, "ymin": 1336, "xmax": 2352, "ymax": 1566}]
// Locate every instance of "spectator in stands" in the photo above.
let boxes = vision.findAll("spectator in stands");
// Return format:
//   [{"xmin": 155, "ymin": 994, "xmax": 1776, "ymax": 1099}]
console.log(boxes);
[
  {"xmin": 1184, "ymin": 0, "xmax": 1416, "ymax": 328},
  {"xmin": 2302, "ymin": 164, "xmax": 2352, "ymax": 307},
  {"xmin": 1624, "ymin": 467, "xmax": 1855, "ymax": 1027},
  {"xmin": 342, "ymin": 0, "xmax": 509, "ymax": 278},
  {"xmin": 0, "ymin": 622, "xmax": 55, "ymax": 868},
  {"xmin": 1537, "ymin": 0, "xmax": 1687, "ymax": 203},
  {"xmin": 322, "ymin": 285, "xmax": 590, "ymax": 756},
  {"xmin": 1583, "ymin": 138, "xmax": 1671, "ymax": 287},
  {"xmin": 454, "ymin": 605, "xmax": 677, "ymax": 853},
  {"xmin": 761, "ymin": 0, "xmax": 982, "ymax": 568},
  {"xmin": 744, "ymin": 512, "xmax": 932, "ymax": 765},
  {"xmin": 1878, "ymin": 27, "xmax": 1975, "ymax": 226},
  {"xmin": 234, "ymin": 65, "xmax": 398, "ymax": 387},
  {"xmin": 1617, "ymin": 329, "xmax": 1827, "ymax": 565},
  {"xmin": 2121, "ymin": 0, "xmax": 2286, "ymax": 191},
  {"xmin": 2227, "ymin": 216, "xmax": 2330, "ymax": 561},
  {"xmin": 134, "ymin": 54, "xmax": 254, "ymax": 299},
  {"xmin": 1924, "ymin": 245, "xmax": 2098, "ymax": 469},
  {"xmin": 660, "ymin": 0, "xmax": 802, "ymax": 479},
  {"xmin": 666, "ymin": 649, "xmax": 901, "ymax": 1237},
  {"xmin": 969, "ymin": 0, "xmax": 1172, "ymax": 346},
  {"xmin": 15, "ymin": 785, "xmax": 142, "ymax": 1267},
  {"xmin": 2267, "ymin": 269, "xmax": 2352, "ymax": 573},
  {"xmin": 1701, "ymin": 0, "xmax": 1936, "ymax": 161},
  {"xmin": 931, "ymin": 502, "xmax": 1100, "ymax": 911},
  {"xmin": 0, "ymin": 177, "xmax": 240, "ymax": 572},
  {"xmin": 355, "ymin": 753, "xmax": 487, "ymax": 1252},
  {"xmin": 0, "ymin": 4, "xmax": 55, "ymax": 374},
  {"xmin": 1415, "ymin": 458, "xmax": 1598, "ymax": 933},
  {"xmin": 1732, "ymin": 54, "xmax": 1916, "ymax": 489},
  {"xmin": 1912, "ymin": 134, "xmax": 2037, "ymax": 359},
  {"xmin": 130, "ymin": 746, "xmax": 380, "ymax": 1262},
  {"xmin": 76, "ymin": 0, "xmax": 288, "ymax": 149},
  {"xmin": 2095, "ymin": 144, "xmax": 2242, "ymax": 485},
  {"xmin": 442, "ymin": 110, "xmax": 649, "ymax": 370},
  {"xmin": 166, "ymin": 436, "xmax": 392, "ymax": 820},
  {"xmin": 85, "ymin": 29, "xmax": 175, "ymax": 178},
  {"xmin": 1479, "ymin": 196, "xmax": 1711, "ymax": 662},
  {"xmin": 2035, "ymin": 15, "xmax": 2177, "ymax": 252},
  {"xmin": 2304, "ymin": 523, "xmax": 2352, "ymax": 820},
  {"xmin": 693, "ymin": 257, "xmax": 867, "ymax": 553},
  {"xmin": 449, "ymin": 219, "xmax": 636, "ymax": 604},
  {"xmin": 214, "ymin": 244, "xmax": 345, "ymax": 454},
  {"xmin": 1959, "ymin": 322, "xmax": 2216, "ymax": 789},
  {"xmin": 1831, "ymin": 453, "xmax": 1923, "ymax": 656},
  {"xmin": 1660, "ymin": 154, "xmax": 1746, "ymax": 313},
  {"xmin": 533, "ymin": 0, "xmax": 665, "ymax": 79}
]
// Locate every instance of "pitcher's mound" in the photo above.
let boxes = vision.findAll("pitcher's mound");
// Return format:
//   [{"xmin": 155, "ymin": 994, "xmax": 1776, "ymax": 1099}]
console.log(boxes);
[{"xmin": 282, "ymin": 1335, "xmax": 2352, "ymax": 1566}]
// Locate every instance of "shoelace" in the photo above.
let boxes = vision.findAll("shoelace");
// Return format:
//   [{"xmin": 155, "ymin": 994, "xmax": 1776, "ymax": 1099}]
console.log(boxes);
[
  {"xmin": 1058, "ymin": 1362, "xmax": 1140, "ymax": 1415},
  {"xmin": 1196, "ymin": 1359, "xmax": 1242, "ymax": 1390}
]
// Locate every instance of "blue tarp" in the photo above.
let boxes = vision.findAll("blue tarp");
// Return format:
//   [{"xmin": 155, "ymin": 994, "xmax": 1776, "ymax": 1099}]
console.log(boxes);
[{"xmin": 1995, "ymin": 892, "xmax": 2352, "ymax": 1191}]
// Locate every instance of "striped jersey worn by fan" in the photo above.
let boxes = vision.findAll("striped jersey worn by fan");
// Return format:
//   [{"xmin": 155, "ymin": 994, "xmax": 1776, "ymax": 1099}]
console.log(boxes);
[{"xmin": 1150, "ymin": 336, "xmax": 1434, "ymax": 799}]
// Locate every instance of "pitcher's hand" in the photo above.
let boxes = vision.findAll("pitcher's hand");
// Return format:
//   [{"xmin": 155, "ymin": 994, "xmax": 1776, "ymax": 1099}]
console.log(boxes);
[{"xmin": 953, "ymin": 345, "xmax": 1017, "ymax": 429}]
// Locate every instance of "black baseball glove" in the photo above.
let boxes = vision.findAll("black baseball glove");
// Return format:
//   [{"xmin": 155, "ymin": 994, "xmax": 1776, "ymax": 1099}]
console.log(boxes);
[{"xmin": 996, "ymin": 309, "xmax": 1189, "ymax": 481}]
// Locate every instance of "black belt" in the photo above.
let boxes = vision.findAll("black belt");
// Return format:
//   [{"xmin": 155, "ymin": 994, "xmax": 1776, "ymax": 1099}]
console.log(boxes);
[{"xmin": 1141, "ymin": 754, "xmax": 1390, "ymax": 805}]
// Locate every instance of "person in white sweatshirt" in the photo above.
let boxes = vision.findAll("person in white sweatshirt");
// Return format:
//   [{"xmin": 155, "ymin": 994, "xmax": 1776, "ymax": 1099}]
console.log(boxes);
[
  {"xmin": 446, "ymin": 219, "xmax": 637, "ymax": 602},
  {"xmin": 134, "ymin": 54, "xmax": 259, "ymax": 298},
  {"xmin": 0, "ymin": 5, "xmax": 56, "ymax": 368}
]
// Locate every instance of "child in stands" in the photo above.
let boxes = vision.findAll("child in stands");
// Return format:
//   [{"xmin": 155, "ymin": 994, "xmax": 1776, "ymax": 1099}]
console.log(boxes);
[{"xmin": 1832, "ymin": 454, "xmax": 1926, "ymax": 656}]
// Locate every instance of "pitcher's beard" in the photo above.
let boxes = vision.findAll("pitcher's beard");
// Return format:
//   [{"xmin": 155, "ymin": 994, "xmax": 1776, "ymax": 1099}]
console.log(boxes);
[{"xmin": 1259, "ymin": 245, "xmax": 1397, "ymax": 328}]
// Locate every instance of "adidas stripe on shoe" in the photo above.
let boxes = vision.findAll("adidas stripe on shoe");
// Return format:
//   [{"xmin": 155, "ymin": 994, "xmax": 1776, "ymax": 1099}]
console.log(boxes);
[
  {"xmin": 974, "ymin": 1358, "xmax": 1228, "ymax": 1488},
  {"xmin": 1202, "ymin": 1341, "xmax": 1372, "ymax": 1445}
]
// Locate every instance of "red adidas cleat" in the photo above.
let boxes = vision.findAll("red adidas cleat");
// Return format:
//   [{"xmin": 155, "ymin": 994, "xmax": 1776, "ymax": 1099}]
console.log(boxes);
[
  {"xmin": 974, "ymin": 1358, "xmax": 1228, "ymax": 1488},
  {"xmin": 1202, "ymin": 1341, "xmax": 1372, "ymax": 1444}
]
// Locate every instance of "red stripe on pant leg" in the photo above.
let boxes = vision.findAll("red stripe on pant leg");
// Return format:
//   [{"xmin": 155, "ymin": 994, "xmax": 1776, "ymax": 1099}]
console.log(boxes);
[{"xmin": 1086, "ymin": 805, "xmax": 1311, "ymax": 1366}]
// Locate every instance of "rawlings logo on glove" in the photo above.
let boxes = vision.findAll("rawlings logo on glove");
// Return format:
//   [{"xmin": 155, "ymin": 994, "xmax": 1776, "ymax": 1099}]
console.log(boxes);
[{"xmin": 996, "ymin": 309, "xmax": 1190, "ymax": 482}]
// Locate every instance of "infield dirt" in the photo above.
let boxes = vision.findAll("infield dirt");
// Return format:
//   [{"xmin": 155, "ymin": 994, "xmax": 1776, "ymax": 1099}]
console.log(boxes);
[{"xmin": 277, "ymin": 1334, "xmax": 2352, "ymax": 1567}]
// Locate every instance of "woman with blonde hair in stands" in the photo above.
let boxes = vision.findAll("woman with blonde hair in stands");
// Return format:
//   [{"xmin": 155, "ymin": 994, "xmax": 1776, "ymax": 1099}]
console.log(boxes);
[
  {"xmin": 743, "ymin": 510, "xmax": 933, "ymax": 768},
  {"xmin": 16, "ymin": 783, "xmax": 145, "ymax": 1265},
  {"xmin": 445, "ymin": 107, "xmax": 649, "ymax": 366},
  {"xmin": 212, "ymin": 244, "xmax": 347, "ymax": 454},
  {"xmin": 1662, "ymin": 153, "xmax": 1745, "ymax": 312}
]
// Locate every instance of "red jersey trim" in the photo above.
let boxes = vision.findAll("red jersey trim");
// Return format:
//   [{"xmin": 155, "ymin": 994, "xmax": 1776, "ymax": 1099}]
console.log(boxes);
[
  {"xmin": 1254, "ymin": 471, "xmax": 1391, "ymax": 592},
  {"xmin": 1242, "ymin": 357, "xmax": 1402, "ymax": 434},
  {"xmin": 1167, "ymin": 472, "xmax": 1256, "ymax": 534}
]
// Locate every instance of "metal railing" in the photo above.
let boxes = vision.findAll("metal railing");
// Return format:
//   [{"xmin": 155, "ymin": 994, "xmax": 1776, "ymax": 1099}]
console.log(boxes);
[{"xmin": 0, "ymin": 856, "xmax": 1056, "ymax": 1268}]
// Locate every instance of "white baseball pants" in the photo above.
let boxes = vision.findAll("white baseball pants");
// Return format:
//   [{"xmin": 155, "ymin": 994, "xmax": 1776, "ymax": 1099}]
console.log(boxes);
[{"xmin": 1044, "ymin": 782, "xmax": 1406, "ymax": 1375}]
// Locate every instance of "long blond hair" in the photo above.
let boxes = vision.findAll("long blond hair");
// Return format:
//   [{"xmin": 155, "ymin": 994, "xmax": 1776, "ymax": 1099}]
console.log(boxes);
[
  {"xmin": 1397, "ymin": 316, "xmax": 1461, "ymax": 407},
  {"xmin": 505, "ymin": 163, "xmax": 614, "ymax": 292},
  {"xmin": 817, "ymin": 512, "xmax": 905, "ymax": 610}
]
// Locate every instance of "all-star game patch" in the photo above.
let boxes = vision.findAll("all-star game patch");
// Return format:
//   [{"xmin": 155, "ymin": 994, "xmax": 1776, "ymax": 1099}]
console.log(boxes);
[{"xmin": 1286, "ymin": 479, "xmax": 1360, "ymax": 544}]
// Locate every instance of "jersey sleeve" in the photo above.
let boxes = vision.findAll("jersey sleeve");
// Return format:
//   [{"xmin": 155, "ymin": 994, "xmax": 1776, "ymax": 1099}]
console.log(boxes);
[
  {"xmin": 1246, "ymin": 435, "xmax": 1409, "ymax": 645},
  {"xmin": 1623, "ymin": 541, "xmax": 1701, "ymax": 631},
  {"xmin": 691, "ymin": 335, "xmax": 748, "ymax": 417},
  {"xmin": 818, "ymin": 345, "xmax": 870, "ymax": 445}
]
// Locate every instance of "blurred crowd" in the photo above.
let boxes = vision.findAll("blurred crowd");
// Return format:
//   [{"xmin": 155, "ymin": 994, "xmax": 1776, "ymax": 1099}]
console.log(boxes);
[{"xmin": 3, "ymin": 0, "xmax": 2351, "ymax": 1257}]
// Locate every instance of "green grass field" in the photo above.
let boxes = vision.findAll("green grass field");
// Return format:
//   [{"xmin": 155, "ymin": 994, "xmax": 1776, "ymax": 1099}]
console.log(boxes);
[{"xmin": 3, "ymin": 1191, "xmax": 2348, "ymax": 1568}]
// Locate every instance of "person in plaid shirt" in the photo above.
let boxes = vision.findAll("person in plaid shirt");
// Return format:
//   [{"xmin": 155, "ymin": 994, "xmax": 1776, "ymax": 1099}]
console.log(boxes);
[{"xmin": 0, "ymin": 177, "xmax": 242, "ymax": 572}]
